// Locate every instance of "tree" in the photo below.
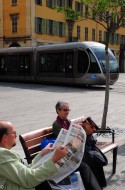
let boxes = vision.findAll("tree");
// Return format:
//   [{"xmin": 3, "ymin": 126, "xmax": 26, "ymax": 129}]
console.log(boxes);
[
  {"xmin": 55, "ymin": 6, "xmax": 80, "ymax": 41},
  {"xmin": 81, "ymin": 0, "xmax": 125, "ymax": 129},
  {"xmin": 55, "ymin": 1, "xmax": 125, "ymax": 129}
]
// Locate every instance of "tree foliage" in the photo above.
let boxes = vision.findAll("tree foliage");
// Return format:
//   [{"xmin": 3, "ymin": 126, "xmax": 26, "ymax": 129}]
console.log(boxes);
[
  {"xmin": 54, "ymin": 6, "xmax": 80, "ymax": 21},
  {"xmin": 81, "ymin": 0, "xmax": 125, "ymax": 34}
]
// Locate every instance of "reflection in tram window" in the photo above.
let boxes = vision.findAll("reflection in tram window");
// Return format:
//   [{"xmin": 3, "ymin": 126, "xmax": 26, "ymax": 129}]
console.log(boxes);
[
  {"xmin": 87, "ymin": 49, "xmax": 101, "ymax": 73},
  {"xmin": 78, "ymin": 51, "xmax": 89, "ymax": 73},
  {"xmin": 90, "ymin": 47, "xmax": 119, "ymax": 73},
  {"xmin": 7, "ymin": 55, "xmax": 18, "ymax": 73},
  {"xmin": 39, "ymin": 53, "xmax": 63, "ymax": 73}
]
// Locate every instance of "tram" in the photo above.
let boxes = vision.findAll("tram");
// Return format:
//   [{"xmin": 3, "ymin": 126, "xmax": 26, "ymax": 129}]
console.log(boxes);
[{"xmin": 0, "ymin": 42, "xmax": 119, "ymax": 86}]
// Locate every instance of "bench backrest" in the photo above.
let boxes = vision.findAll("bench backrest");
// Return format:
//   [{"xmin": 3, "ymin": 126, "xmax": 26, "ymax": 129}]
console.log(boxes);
[
  {"xmin": 19, "ymin": 126, "xmax": 53, "ymax": 164},
  {"xmin": 19, "ymin": 116, "xmax": 116, "ymax": 164}
]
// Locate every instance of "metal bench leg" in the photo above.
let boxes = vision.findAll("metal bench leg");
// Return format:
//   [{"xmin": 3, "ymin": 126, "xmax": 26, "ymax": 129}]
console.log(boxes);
[{"xmin": 112, "ymin": 147, "xmax": 118, "ymax": 174}]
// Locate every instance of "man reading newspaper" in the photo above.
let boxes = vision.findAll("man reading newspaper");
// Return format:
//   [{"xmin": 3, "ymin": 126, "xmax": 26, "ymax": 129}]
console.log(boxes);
[{"xmin": 32, "ymin": 122, "xmax": 86, "ymax": 190}]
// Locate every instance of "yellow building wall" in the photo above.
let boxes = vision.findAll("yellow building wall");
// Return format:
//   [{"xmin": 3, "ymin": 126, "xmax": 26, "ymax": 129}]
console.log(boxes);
[
  {"xmin": 3, "ymin": 0, "xmax": 26, "ymax": 37},
  {"xmin": 35, "ymin": 0, "xmax": 125, "ymax": 53}
]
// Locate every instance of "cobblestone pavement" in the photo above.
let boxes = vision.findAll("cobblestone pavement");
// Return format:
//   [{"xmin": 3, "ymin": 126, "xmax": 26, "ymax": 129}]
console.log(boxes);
[{"xmin": 0, "ymin": 74, "xmax": 125, "ymax": 189}]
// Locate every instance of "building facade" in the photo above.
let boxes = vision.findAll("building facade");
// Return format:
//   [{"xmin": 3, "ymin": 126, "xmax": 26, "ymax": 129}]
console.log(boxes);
[{"xmin": 0, "ymin": 0, "xmax": 125, "ymax": 71}]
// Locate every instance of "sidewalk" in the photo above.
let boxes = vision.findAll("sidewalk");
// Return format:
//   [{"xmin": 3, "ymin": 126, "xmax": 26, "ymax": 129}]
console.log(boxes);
[{"xmin": 101, "ymin": 134, "xmax": 125, "ymax": 190}]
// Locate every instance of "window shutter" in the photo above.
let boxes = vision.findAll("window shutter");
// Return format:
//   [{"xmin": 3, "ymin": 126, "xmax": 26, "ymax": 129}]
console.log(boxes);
[
  {"xmin": 57, "ymin": 21, "xmax": 59, "ymax": 36},
  {"xmin": 63, "ymin": 23, "xmax": 66, "ymax": 36},
  {"xmin": 42, "ymin": 18, "xmax": 46, "ymax": 34},
  {"xmin": 53, "ymin": 21, "xmax": 58, "ymax": 35},
  {"xmin": 35, "ymin": 17, "xmax": 38, "ymax": 33},
  {"xmin": 46, "ymin": 20, "xmax": 49, "ymax": 34}
]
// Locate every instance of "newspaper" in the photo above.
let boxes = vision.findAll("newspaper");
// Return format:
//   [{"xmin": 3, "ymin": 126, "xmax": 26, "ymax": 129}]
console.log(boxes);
[
  {"xmin": 32, "ymin": 122, "xmax": 86, "ymax": 184},
  {"xmin": 48, "ymin": 171, "xmax": 85, "ymax": 190}
]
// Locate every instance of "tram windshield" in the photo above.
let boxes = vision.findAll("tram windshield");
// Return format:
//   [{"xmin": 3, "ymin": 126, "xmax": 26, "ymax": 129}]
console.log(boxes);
[{"xmin": 90, "ymin": 47, "xmax": 119, "ymax": 73}]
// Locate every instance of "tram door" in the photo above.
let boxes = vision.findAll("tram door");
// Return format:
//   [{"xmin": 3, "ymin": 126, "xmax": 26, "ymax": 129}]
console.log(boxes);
[
  {"xmin": 0, "ymin": 56, "xmax": 6, "ymax": 75},
  {"xmin": 19, "ymin": 54, "xmax": 31, "ymax": 78},
  {"xmin": 65, "ymin": 52, "xmax": 73, "ymax": 78}
]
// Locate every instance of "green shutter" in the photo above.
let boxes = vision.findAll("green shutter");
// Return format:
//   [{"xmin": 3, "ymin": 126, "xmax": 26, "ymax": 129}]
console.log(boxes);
[
  {"xmin": 42, "ymin": 18, "xmax": 46, "ymax": 34},
  {"xmin": 80, "ymin": 3, "xmax": 83, "ymax": 16},
  {"xmin": 35, "ymin": 17, "xmax": 37, "ymax": 32},
  {"xmin": 46, "ymin": 19, "xmax": 49, "ymax": 34},
  {"xmin": 53, "ymin": 21, "xmax": 57, "ymax": 35},
  {"xmin": 63, "ymin": 23, "xmax": 66, "ymax": 36},
  {"xmin": 57, "ymin": 22, "xmax": 59, "ymax": 36}
]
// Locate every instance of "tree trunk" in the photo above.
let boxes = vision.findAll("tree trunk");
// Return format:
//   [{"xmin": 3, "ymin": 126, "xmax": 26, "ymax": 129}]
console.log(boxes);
[
  {"xmin": 101, "ymin": 34, "xmax": 110, "ymax": 129},
  {"xmin": 66, "ymin": 20, "xmax": 75, "ymax": 42}
]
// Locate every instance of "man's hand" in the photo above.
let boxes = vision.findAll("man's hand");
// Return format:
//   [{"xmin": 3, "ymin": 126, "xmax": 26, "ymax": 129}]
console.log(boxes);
[
  {"xmin": 51, "ymin": 145, "xmax": 68, "ymax": 163},
  {"xmin": 41, "ymin": 143, "xmax": 54, "ymax": 156}
]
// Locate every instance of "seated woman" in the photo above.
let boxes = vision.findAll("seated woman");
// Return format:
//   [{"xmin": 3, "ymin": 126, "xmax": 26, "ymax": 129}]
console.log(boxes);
[{"xmin": 52, "ymin": 101, "xmax": 107, "ymax": 189}]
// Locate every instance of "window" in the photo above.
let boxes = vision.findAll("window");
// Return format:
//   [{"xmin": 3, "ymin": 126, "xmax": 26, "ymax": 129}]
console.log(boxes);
[
  {"xmin": 99, "ymin": 30, "xmax": 102, "ymax": 42},
  {"xmin": 75, "ymin": 1, "xmax": 83, "ymax": 16},
  {"xmin": 57, "ymin": 0, "xmax": 65, "ymax": 7},
  {"xmin": 35, "ymin": 17, "xmax": 46, "ymax": 34},
  {"xmin": 85, "ymin": 5, "xmax": 88, "ymax": 18},
  {"xmin": 39, "ymin": 53, "xmax": 64, "ymax": 73},
  {"xmin": 6, "ymin": 55, "xmax": 18, "ymax": 74},
  {"xmin": 11, "ymin": 14, "xmax": 18, "ymax": 33},
  {"xmin": 12, "ymin": 0, "xmax": 17, "ymax": 5},
  {"xmin": 66, "ymin": 0, "xmax": 72, "ymax": 8},
  {"xmin": 92, "ymin": 29, "xmax": 95, "ymax": 41},
  {"xmin": 59, "ymin": 22, "xmax": 63, "ymax": 36},
  {"xmin": 0, "ymin": 56, "xmax": 6, "ymax": 75},
  {"xmin": 87, "ymin": 49, "xmax": 101, "ymax": 73},
  {"xmin": 35, "ymin": 0, "xmax": 42, "ymax": 5},
  {"xmin": 84, "ymin": 27, "xmax": 88, "ymax": 41},
  {"xmin": 110, "ymin": 33, "xmax": 115, "ymax": 44},
  {"xmin": 78, "ymin": 51, "xmax": 89, "ymax": 73},
  {"xmin": 46, "ymin": 0, "xmax": 53, "ymax": 8},
  {"xmin": 77, "ymin": 26, "xmax": 80, "ymax": 39}
]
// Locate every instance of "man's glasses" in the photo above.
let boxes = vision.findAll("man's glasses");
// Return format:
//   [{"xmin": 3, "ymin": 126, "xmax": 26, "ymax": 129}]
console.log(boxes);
[
  {"xmin": 62, "ymin": 109, "xmax": 71, "ymax": 112},
  {"xmin": 7, "ymin": 131, "xmax": 17, "ymax": 135}
]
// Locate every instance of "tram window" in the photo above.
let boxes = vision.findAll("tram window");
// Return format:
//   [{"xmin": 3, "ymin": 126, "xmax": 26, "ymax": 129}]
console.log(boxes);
[
  {"xmin": 39, "ymin": 53, "xmax": 63, "ymax": 73},
  {"xmin": 87, "ymin": 50, "xmax": 101, "ymax": 73},
  {"xmin": 6, "ymin": 55, "xmax": 18, "ymax": 73},
  {"xmin": 90, "ymin": 47, "xmax": 119, "ymax": 73},
  {"xmin": 78, "ymin": 51, "xmax": 89, "ymax": 73}
]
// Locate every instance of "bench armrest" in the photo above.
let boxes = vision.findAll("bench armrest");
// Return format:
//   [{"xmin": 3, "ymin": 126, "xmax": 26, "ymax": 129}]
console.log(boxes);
[{"xmin": 95, "ymin": 128, "xmax": 115, "ymax": 143}]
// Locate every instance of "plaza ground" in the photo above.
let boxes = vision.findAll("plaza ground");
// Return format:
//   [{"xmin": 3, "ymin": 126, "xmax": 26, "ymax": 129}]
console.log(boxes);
[{"xmin": 0, "ymin": 74, "xmax": 125, "ymax": 189}]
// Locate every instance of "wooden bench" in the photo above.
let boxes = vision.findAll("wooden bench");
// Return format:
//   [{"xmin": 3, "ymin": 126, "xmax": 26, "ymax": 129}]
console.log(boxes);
[{"xmin": 19, "ymin": 117, "xmax": 118, "ymax": 174}]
